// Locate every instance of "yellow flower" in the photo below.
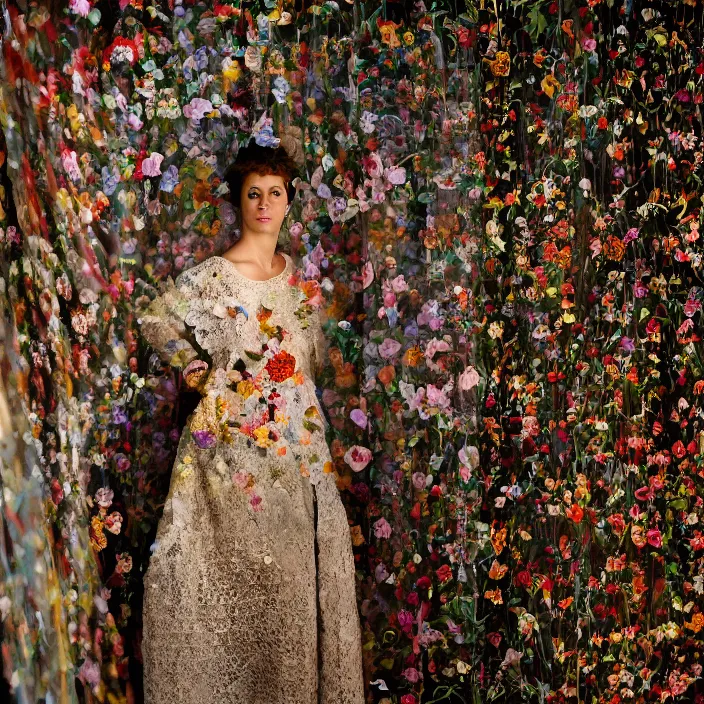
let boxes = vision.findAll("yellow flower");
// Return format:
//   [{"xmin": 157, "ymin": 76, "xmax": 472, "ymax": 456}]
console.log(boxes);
[
  {"xmin": 541, "ymin": 74, "xmax": 561, "ymax": 99},
  {"xmin": 488, "ymin": 51, "xmax": 511, "ymax": 77},
  {"xmin": 237, "ymin": 379, "xmax": 257, "ymax": 399},
  {"xmin": 253, "ymin": 425, "xmax": 274, "ymax": 448},
  {"xmin": 403, "ymin": 31, "xmax": 414, "ymax": 45},
  {"xmin": 379, "ymin": 25, "xmax": 401, "ymax": 48}
]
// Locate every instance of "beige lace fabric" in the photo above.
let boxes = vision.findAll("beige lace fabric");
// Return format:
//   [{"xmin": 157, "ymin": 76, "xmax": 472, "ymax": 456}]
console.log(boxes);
[{"xmin": 139, "ymin": 253, "xmax": 365, "ymax": 704}]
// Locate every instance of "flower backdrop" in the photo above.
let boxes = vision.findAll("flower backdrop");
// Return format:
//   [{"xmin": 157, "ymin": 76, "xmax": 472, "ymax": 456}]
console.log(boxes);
[{"xmin": 3, "ymin": 0, "xmax": 704, "ymax": 702}]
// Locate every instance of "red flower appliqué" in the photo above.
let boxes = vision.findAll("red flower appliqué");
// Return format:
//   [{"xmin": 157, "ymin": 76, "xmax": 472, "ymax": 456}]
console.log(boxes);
[{"xmin": 265, "ymin": 350, "xmax": 296, "ymax": 382}]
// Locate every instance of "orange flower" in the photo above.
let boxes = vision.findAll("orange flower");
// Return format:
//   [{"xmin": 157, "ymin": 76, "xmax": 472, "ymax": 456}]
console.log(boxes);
[
  {"xmin": 558, "ymin": 596, "xmax": 574, "ymax": 610},
  {"xmin": 484, "ymin": 589, "xmax": 504, "ymax": 605},
  {"xmin": 265, "ymin": 350, "xmax": 297, "ymax": 382},
  {"xmin": 90, "ymin": 516, "xmax": 107, "ymax": 551},
  {"xmin": 350, "ymin": 525, "xmax": 365, "ymax": 547},
  {"xmin": 377, "ymin": 365, "xmax": 396, "ymax": 386},
  {"xmin": 403, "ymin": 346, "xmax": 424, "ymax": 367},
  {"xmin": 603, "ymin": 235, "xmax": 626, "ymax": 261},
  {"xmin": 566, "ymin": 503, "xmax": 584, "ymax": 523},
  {"xmin": 488, "ymin": 560, "xmax": 508, "ymax": 580},
  {"xmin": 299, "ymin": 278, "xmax": 323, "ymax": 306},
  {"xmin": 491, "ymin": 523, "xmax": 507, "ymax": 555},
  {"xmin": 685, "ymin": 613, "xmax": 704, "ymax": 633}
]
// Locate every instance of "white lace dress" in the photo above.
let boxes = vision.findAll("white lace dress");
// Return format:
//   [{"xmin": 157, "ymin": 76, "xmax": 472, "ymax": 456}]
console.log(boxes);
[{"xmin": 139, "ymin": 252, "xmax": 364, "ymax": 704}]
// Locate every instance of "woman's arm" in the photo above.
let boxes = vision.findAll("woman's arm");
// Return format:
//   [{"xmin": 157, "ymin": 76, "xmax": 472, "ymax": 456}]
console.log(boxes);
[{"xmin": 140, "ymin": 271, "xmax": 210, "ymax": 392}]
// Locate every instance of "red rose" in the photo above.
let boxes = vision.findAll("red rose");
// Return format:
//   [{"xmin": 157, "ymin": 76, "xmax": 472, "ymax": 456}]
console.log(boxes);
[
  {"xmin": 416, "ymin": 576, "xmax": 432, "ymax": 590},
  {"xmin": 515, "ymin": 570, "xmax": 532, "ymax": 589},
  {"xmin": 435, "ymin": 564, "xmax": 452, "ymax": 583}
]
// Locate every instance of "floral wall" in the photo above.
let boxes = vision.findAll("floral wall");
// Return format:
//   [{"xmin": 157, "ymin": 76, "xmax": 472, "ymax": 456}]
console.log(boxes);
[{"xmin": 2, "ymin": 0, "xmax": 704, "ymax": 703}]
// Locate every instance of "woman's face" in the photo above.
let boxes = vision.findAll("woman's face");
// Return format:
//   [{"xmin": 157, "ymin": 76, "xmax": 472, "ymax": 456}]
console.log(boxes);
[{"xmin": 239, "ymin": 172, "xmax": 289, "ymax": 236}]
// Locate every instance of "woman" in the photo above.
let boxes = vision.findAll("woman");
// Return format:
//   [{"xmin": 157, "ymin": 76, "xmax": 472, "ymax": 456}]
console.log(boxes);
[{"xmin": 139, "ymin": 143, "xmax": 365, "ymax": 703}]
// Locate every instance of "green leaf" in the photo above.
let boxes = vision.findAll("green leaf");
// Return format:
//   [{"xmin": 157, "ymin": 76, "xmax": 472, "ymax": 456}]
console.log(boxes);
[{"xmin": 526, "ymin": 5, "xmax": 548, "ymax": 40}]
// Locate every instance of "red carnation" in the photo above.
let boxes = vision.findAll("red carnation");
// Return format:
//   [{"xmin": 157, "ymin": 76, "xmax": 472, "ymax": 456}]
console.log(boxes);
[{"xmin": 265, "ymin": 350, "xmax": 296, "ymax": 382}]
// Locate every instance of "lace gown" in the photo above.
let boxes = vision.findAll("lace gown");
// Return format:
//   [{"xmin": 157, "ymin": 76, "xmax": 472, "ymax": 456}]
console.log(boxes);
[{"xmin": 139, "ymin": 252, "xmax": 365, "ymax": 704}]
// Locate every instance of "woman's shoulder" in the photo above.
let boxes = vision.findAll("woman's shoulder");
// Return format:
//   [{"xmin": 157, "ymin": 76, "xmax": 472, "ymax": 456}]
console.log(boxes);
[{"xmin": 174, "ymin": 256, "xmax": 225, "ymax": 289}]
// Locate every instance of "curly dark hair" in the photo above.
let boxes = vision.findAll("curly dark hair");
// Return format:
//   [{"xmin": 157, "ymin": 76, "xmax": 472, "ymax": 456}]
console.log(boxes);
[{"xmin": 223, "ymin": 143, "xmax": 299, "ymax": 209}]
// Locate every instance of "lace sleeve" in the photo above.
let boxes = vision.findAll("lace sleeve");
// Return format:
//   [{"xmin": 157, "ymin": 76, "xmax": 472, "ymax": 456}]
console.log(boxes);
[
  {"xmin": 313, "ymin": 468, "xmax": 365, "ymax": 703},
  {"xmin": 140, "ymin": 270, "xmax": 202, "ymax": 370}
]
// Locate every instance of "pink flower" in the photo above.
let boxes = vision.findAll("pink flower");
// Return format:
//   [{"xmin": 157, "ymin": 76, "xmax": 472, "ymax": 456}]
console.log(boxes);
[
  {"xmin": 385, "ymin": 165, "xmax": 407, "ymax": 185},
  {"xmin": 646, "ymin": 528, "xmax": 662, "ymax": 548},
  {"xmin": 425, "ymin": 338, "xmax": 451, "ymax": 361},
  {"xmin": 412, "ymin": 472, "xmax": 427, "ymax": 490},
  {"xmin": 344, "ymin": 444, "xmax": 372, "ymax": 472},
  {"xmin": 183, "ymin": 97, "xmax": 214, "ymax": 122},
  {"xmin": 426, "ymin": 383, "xmax": 451, "ymax": 410},
  {"xmin": 373, "ymin": 517, "xmax": 392, "ymax": 539},
  {"xmin": 459, "ymin": 365, "xmax": 481, "ymax": 391},
  {"xmin": 69, "ymin": 0, "xmax": 92, "ymax": 17},
  {"xmin": 349, "ymin": 409, "xmax": 368, "ymax": 428},
  {"xmin": 401, "ymin": 667, "xmax": 421, "ymax": 683},
  {"xmin": 362, "ymin": 152, "xmax": 384, "ymax": 178},
  {"xmin": 61, "ymin": 149, "xmax": 82, "ymax": 182},
  {"xmin": 581, "ymin": 38, "xmax": 597, "ymax": 52},
  {"xmin": 142, "ymin": 152, "xmax": 164, "ymax": 177},
  {"xmin": 378, "ymin": 338, "xmax": 402, "ymax": 359}
]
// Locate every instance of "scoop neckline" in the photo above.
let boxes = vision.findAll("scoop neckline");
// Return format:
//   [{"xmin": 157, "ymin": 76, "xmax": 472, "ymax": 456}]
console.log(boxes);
[{"xmin": 218, "ymin": 252, "xmax": 291, "ymax": 283}]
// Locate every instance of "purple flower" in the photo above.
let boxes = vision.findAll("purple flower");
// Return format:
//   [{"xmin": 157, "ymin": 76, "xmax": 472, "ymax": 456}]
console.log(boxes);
[
  {"xmin": 620, "ymin": 336, "xmax": 636, "ymax": 353},
  {"xmin": 349, "ymin": 409, "xmax": 368, "ymax": 428},
  {"xmin": 192, "ymin": 429, "xmax": 218, "ymax": 449}
]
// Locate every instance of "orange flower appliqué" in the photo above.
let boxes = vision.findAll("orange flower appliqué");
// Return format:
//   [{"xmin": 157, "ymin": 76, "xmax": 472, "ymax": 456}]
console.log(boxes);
[{"xmin": 266, "ymin": 349, "xmax": 297, "ymax": 382}]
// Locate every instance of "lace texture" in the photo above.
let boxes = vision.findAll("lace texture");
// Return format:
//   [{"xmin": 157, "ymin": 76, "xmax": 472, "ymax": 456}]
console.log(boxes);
[{"xmin": 139, "ymin": 254, "xmax": 364, "ymax": 703}]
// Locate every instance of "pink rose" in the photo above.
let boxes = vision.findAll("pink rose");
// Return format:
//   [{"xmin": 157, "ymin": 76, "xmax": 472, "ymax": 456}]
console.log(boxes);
[
  {"xmin": 647, "ymin": 528, "xmax": 662, "ymax": 548},
  {"xmin": 344, "ymin": 444, "xmax": 372, "ymax": 472},
  {"xmin": 385, "ymin": 165, "xmax": 407, "ymax": 185},
  {"xmin": 459, "ymin": 365, "xmax": 481, "ymax": 391}
]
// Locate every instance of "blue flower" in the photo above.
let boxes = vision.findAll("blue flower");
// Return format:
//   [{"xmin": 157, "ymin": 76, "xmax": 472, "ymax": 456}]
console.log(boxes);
[
  {"xmin": 101, "ymin": 166, "xmax": 120, "ymax": 196},
  {"xmin": 159, "ymin": 165, "xmax": 180, "ymax": 193}
]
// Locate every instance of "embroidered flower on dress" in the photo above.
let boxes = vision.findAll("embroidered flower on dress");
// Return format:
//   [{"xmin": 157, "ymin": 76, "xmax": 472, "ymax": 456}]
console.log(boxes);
[{"xmin": 266, "ymin": 350, "xmax": 297, "ymax": 382}]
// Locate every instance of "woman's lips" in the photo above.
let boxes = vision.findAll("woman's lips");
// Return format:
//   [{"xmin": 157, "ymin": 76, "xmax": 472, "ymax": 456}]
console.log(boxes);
[{"xmin": 257, "ymin": 217, "xmax": 271, "ymax": 221}]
